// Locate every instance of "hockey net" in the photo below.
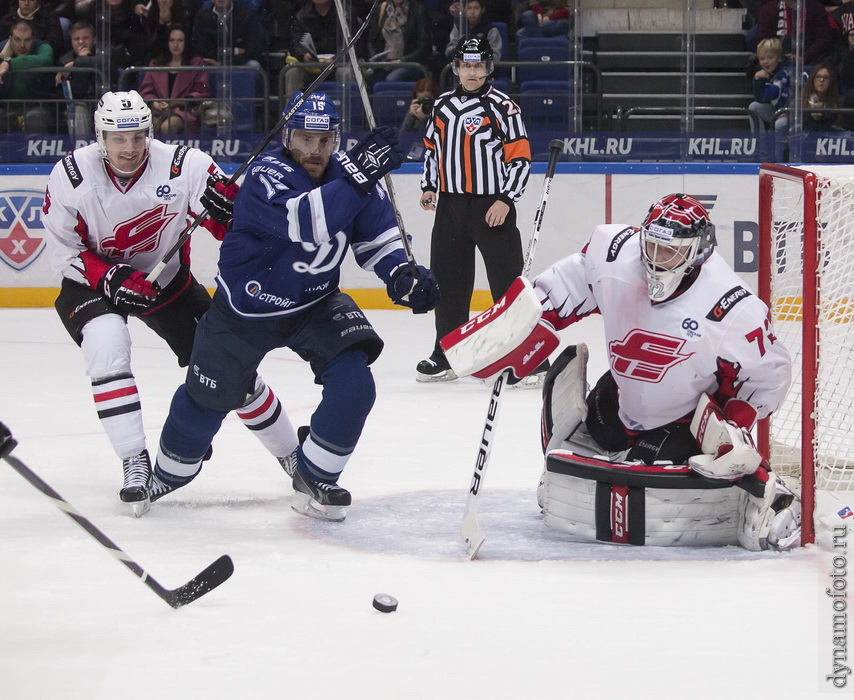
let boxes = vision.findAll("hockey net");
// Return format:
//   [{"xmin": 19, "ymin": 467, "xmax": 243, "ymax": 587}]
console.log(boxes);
[{"xmin": 758, "ymin": 164, "xmax": 854, "ymax": 546}]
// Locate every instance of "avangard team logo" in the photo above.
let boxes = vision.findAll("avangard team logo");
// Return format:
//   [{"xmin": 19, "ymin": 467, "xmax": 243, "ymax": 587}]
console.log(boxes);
[{"xmin": 0, "ymin": 189, "xmax": 46, "ymax": 271}]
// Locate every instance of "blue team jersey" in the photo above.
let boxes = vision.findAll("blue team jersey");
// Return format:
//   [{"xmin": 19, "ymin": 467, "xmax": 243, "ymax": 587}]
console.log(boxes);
[{"xmin": 215, "ymin": 146, "xmax": 408, "ymax": 318}]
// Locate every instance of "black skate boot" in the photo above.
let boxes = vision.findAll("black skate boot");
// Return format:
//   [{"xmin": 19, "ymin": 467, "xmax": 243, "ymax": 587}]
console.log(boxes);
[
  {"xmin": 120, "ymin": 450, "xmax": 152, "ymax": 518},
  {"xmin": 290, "ymin": 448, "xmax": 351, "ymax": 522},
  {"xmin": 416, "ymin": 349, "xmax": 457, "ymax": 383}
]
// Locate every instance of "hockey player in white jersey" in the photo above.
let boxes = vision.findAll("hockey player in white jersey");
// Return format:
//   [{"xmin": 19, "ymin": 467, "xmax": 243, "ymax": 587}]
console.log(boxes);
[
  {"xmin": 443, "ymin": 193, "xmax": 801, "ymax": 550},
  {"xmin": 42, "ymin": 91, "xmax": 298, "ymax": 516}
]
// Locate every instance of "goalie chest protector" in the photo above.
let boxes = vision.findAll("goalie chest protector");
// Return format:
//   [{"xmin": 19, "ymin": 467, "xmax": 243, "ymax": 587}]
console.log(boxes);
[{"xmin": 543, "ymin": 451, "xmax": 742, "ymax": 547}]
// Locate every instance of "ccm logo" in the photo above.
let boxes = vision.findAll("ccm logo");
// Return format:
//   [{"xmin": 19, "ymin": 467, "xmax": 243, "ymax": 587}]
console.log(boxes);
[
  {"xmin": 611, "ymin": 485, "xmax": 628, "ymax": 543},
  {"xmin": 459, "ymin": 295, "xmax": 509, "ymax": 335}
]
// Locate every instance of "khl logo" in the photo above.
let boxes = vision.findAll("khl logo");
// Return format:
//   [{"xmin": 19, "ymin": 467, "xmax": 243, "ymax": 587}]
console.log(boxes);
[{"xmin": 0, "ymin": 189, "xmax": 46, "ymax": 271}]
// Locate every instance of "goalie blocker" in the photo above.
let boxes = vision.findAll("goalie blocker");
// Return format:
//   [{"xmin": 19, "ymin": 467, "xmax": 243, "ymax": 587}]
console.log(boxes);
[{"xmin": 440, "ymin": 277, "xmax": 559, "ymax": 383}]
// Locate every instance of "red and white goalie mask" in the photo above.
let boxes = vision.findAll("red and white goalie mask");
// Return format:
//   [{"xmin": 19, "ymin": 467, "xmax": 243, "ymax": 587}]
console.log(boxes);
[{"xmin": 640, "ymin": 193, "xmax": 716, "ymax": 302}]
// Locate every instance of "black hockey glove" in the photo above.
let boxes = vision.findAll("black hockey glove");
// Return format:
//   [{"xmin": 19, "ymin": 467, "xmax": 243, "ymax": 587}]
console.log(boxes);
[
  {"xmin": 102, "ymin": 264, "xmax": 160, "ymax": 313},
  {"xmin": 200, "ymin": 172, "xmax": 239, "ymax": 225},
  {"xmin": 339, "ymin": 126, "xmax": 404, "ymax": 193},
  {"xmin": 387, "ymin": 263, "xmax": 440, "ymax": 314}
]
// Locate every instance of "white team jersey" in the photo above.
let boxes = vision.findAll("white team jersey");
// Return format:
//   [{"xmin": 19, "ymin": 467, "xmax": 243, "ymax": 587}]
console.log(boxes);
[
  {"xmin": 43, "ymin": 140, "xmax": 220, "ymax": 288},
  {"xmin": 533, "ymin": 224, "xmax": 792, "ymax": 431}
]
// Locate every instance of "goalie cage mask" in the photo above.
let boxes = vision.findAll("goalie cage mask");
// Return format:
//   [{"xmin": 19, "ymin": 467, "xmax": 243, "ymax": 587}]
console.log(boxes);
[{"xmin": 640, "ymin": 193, "xmax": 716, "ymax": 302}]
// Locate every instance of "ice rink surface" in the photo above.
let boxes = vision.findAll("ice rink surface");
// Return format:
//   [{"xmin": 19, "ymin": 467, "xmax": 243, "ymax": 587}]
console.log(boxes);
[{"xmin": 0, "ymin": 308, "xmax": 832, "ymax": 699}]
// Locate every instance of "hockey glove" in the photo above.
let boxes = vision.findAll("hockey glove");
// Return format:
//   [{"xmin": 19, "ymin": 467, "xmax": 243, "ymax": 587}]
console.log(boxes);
[
  {"xmin": 200, "ymin": 172, "xmax": 239, "ymax": 225},
  {"xmin": 102, "ymin": 264, "xmax": 160, "ymax": 313},
  {"xmin": 387, "ymin": 263, "xmax": 440, "ymax": 314},
  {"xmin": 339, "ymin": 126, "xmax": 404, "ymax": 193}
]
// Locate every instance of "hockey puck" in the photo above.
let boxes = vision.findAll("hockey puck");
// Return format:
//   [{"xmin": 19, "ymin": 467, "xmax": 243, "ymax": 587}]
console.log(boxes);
[{"xmin": 372, "ymin": 594, "xmax": 398, "ymax": 613}]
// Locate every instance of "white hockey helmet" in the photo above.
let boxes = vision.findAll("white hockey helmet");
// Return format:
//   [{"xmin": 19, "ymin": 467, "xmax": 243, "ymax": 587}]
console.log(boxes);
[
  {"xmin": 640, "ymin": 193, "xmax": 716, "ymax": 302},
  {"xmin": 94, "ymin": 90, "xmax": 153, "ymax": 162}
]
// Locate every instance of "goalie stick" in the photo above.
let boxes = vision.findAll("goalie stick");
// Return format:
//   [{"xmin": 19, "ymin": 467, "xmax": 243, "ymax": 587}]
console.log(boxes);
[
  {"xmin": 146, "ymin": 0, "xmax": 382, "ymax": 284},
  {"xmin": 0, "ymin": 423, "xmax": 233, "ymax": 608},
  {"xmin": 461, "ymin": 139, "xmax": 563, "ymax": 559}
]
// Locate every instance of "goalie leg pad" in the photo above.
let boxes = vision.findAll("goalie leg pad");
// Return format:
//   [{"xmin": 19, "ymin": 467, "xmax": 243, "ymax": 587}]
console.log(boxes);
[
  {"xmin": 541, "ymin": 343, "xmax": 589, "ymax": 454},
  {"xmin": 542, "ymin": 451, "xmax": 741, "ymax": 547}
]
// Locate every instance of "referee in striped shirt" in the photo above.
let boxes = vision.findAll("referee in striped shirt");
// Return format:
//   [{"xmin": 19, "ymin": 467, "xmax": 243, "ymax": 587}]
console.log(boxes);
[{"xmin": 416, "ymin": 36, "xmax": 533, "ymax": 383}]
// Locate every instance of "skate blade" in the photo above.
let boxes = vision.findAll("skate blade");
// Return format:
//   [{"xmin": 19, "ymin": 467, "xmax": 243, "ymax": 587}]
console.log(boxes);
[
  {"xmin": 130, "ymin": 497, "xmax": 151, "ymax": 518},
  {"xmin": 415, "ymin": 370, "xmax": 457, "ymax": 383},
  {"xmin": 509, "ymin": 373, "xmax": 545, "ymax": 390},
  {"xmin": 291, "ymin": 491, "xmax": 346, "ymax": 522}
]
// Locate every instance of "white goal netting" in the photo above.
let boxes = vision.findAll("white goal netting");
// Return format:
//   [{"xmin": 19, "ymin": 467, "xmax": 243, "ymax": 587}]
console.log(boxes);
[{"xmin": 762, "ymin": 166, "xmax": 854, "ymax": 511}]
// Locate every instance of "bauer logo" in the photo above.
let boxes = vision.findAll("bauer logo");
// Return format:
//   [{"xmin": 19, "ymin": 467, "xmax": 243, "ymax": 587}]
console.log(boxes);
[{"xmin": 0, "ymin": 189, "xmax": 46, "ymax": 271}]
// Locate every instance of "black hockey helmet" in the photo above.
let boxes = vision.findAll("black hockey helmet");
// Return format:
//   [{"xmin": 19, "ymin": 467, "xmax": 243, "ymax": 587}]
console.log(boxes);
[{"xmin": 452, "ymin": 36, "xmax": 494, "ymax": 76}]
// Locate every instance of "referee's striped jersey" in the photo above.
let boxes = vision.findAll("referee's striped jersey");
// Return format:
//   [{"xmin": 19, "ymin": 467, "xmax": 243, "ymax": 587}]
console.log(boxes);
[{"xmin": 421, "ymin": 83, "xmax": 531, "ymax": 202}]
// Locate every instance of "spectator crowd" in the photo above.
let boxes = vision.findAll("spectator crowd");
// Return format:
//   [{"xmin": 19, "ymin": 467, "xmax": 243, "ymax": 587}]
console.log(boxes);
[{"xmin": 0, "ymin": 0, "xmax": 575, "ymax": 135}]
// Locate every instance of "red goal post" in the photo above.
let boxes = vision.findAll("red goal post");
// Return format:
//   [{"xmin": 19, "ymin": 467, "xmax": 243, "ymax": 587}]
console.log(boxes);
[{"xmin": 758, "ymin": 163, "xmax": 854, "ymax": 546}]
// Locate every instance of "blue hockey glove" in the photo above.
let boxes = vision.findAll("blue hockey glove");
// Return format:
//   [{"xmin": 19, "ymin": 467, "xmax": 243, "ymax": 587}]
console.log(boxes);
[
  {"xmin": 339, "ymin": 126, "xmax": 404, "ymax": 193},
  {"xmin": 102, "ymin": 264, "xmax": 160, "ymax": 313},
  {"xmin": 387, "ymin": 264, "xmax": 440, "ymax": 314}
]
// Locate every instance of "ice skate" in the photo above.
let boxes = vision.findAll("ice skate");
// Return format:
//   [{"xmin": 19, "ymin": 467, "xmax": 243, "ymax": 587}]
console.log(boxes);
[
  {"xmin": 148, "ymin": 473, "xmax": 177, "ymax": 503},
  {"xmin": 767, "ymin": 489, "xmax": 802, "ymax": 551},
  {"xmin": 120, "ymin": 450, "xmax": 152, "ymax": 517},
  {"xmin": 416, "ymin": 350, "xmax": 457, "ymax": 383},
  {"xmin": 290, "ymin": 452, "xmax": 351, "ymax": 522},
  {"xmin": 510, "ymin": 360, "xmax": 550, "ymax": 390}
]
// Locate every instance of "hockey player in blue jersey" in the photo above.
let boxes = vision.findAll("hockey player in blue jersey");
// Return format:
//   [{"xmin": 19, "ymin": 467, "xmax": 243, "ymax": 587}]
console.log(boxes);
[{"xmin": 150, "ymin": 92, "xmax": 439, "ymax": 520}]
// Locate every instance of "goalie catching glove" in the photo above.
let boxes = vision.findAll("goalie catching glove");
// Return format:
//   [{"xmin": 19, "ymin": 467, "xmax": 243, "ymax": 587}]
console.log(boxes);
[
  {"xmin": 102, "ymin": 264, "xmax": 160, "ymax": 313},
  {"xmin": 339, "ymin": 126, "xmax": 404, "ymax": 193},
  {"xmin": 387, "ymin": 263, "xmax": 440, "ymax": 314},
  {"xmin": 688, "ymin": 393, "xmax": 762, "ymax": 480}
]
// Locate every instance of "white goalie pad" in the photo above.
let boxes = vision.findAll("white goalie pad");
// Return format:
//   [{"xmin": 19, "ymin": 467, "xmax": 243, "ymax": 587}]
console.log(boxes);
[
  {"xmin": 542, "ymin": 451, "xmax": 742, "ymax": 547},
  {"xmin": 440, "ymin": 277, "xmax": 546, "ymax": 378},
  {"xmin": 540, "ymin": 344, "xmax": 589, "ymax": 454}
]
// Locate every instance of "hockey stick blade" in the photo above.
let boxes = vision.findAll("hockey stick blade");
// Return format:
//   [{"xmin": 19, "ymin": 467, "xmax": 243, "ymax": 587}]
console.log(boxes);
[
  {"xmin": 461, "ymin": 509, "xmax": 485, "ymax": 559},
  {"xmin": 157, "ymin": 554, "xmax": 234, "ymax": 608},
  {"xmin": 0, "ymin": 422, "xmax": 233, "ymax": 609}
]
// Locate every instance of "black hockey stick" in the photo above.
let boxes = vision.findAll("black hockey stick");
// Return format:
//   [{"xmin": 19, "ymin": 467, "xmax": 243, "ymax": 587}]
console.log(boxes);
[
  {"xmin": 0, "ymin": 423, "xmax": 233, "ymax": 608},
  {"xmin": 332, "ymin": 0, "xmax": 415, "ymax": 267},
  {"xmin": 146, "ymin": 0, "xmax": 382, "ymax": 284},
  {"xmin": 460, "ymin": 139, "xmax": 563, "ymax": 559}
]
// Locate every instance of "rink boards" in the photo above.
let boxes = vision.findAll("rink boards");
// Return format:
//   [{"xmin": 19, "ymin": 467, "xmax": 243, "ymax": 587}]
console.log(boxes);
[{"xmin": 0, "ymin": 162, "xmax": 762, "ymax": 309}]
